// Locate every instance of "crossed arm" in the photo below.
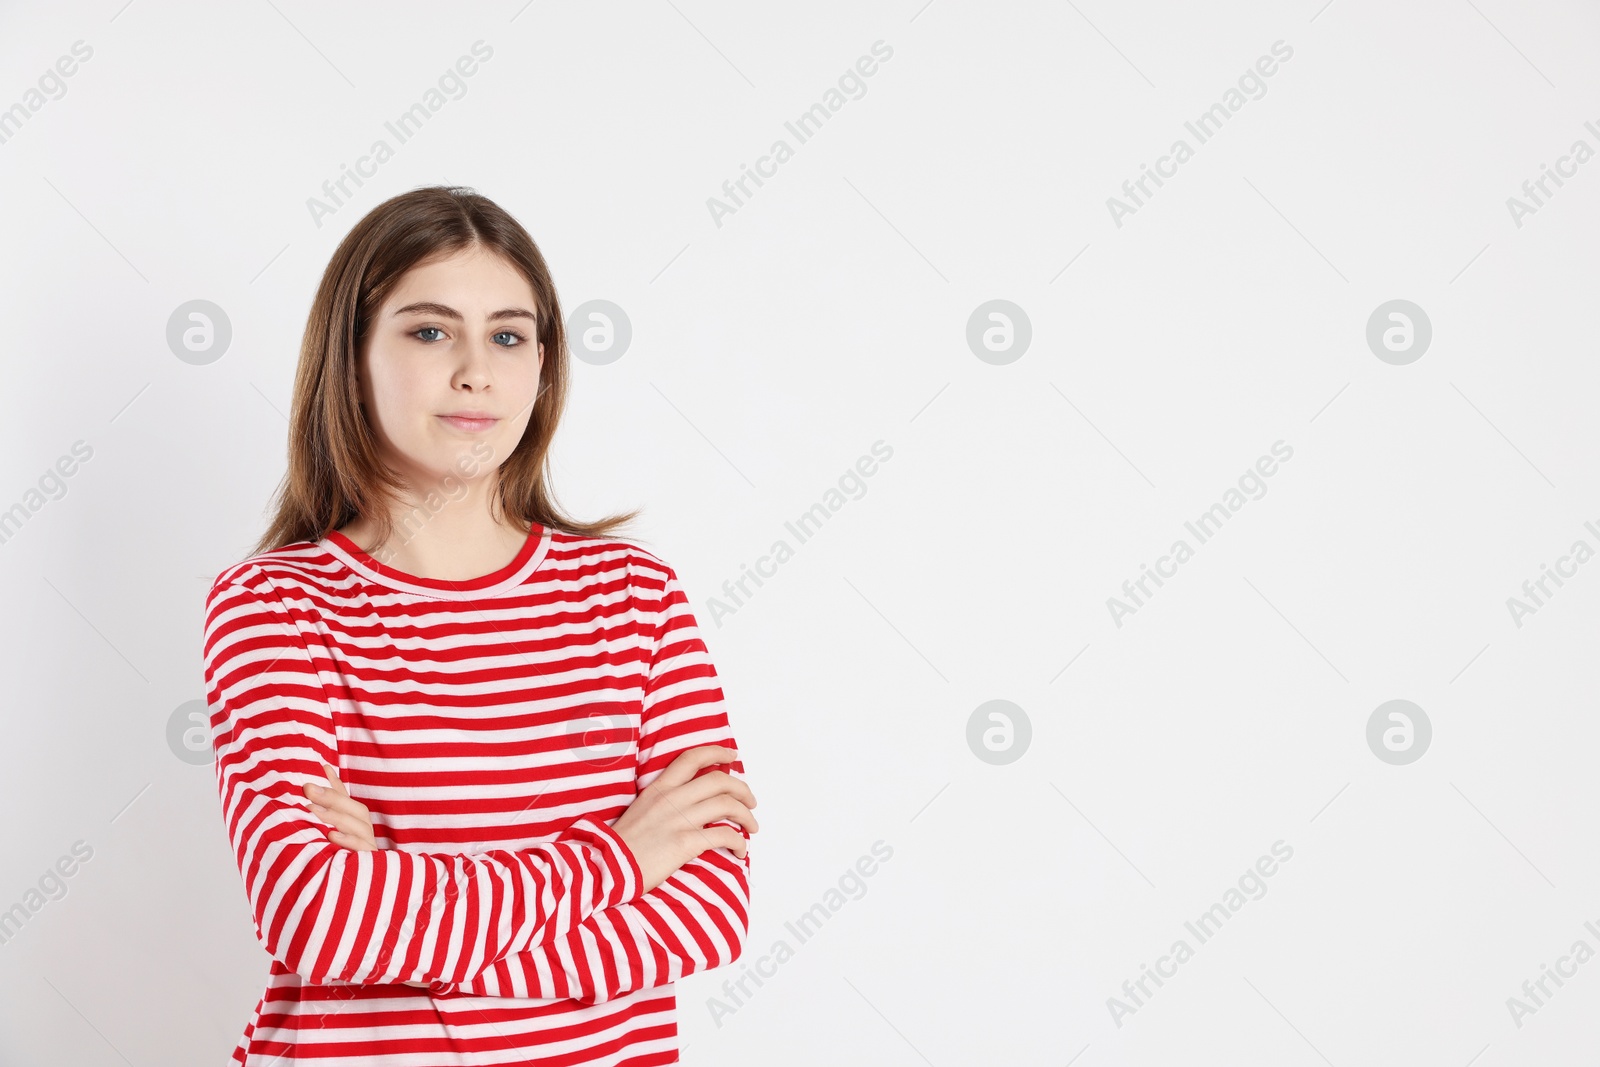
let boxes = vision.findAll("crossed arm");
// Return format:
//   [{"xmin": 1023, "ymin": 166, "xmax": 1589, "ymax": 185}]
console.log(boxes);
[
  {"xmin": 207, "ymin": 560, "xmax": 752, "ymax": 1002},
  {"xmin": 310, "ymin": 759, "xmax": 751, "ymax": 1004}
]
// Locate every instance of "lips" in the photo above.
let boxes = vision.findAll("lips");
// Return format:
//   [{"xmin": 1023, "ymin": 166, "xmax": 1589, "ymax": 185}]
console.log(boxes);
[{"xmin": 438, "ymin": 414, "xmax": 499, "ymax": 432}]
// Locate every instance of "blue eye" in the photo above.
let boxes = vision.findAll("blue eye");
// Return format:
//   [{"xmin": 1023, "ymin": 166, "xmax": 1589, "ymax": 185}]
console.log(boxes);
[{"xmin": 410, "ymin": 327, "xmax": 528, "ymax": 347}]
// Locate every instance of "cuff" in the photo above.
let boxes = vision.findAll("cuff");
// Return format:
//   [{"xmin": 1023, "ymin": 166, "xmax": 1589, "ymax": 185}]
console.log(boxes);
[{"xmin": 566, "ymin": 813, "xmax": 645, "ymax": 907}]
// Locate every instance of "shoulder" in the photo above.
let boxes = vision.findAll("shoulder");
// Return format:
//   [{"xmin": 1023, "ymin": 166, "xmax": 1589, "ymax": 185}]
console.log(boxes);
[
  {"xmin": 541, "ymin": 531, "xmax": 696, "ymax": 628},
  {"xmin": 544, "ymin": 529, "xmax": 679, "ymax": 588},
  {"xmin": 206, "ymin": 539, "xmax": 335, "ymax": 609}
]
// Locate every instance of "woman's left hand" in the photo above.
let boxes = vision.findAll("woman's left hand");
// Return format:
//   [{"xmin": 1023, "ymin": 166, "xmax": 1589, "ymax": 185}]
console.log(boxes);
[{"xmin": 303, "ymin": 762, "xmax": 379, "ymax": 851}]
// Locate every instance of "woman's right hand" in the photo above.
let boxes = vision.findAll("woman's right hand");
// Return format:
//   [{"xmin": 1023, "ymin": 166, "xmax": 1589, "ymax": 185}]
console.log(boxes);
[{"xmin": 611, "ymin": 745, "xmax": 758, "ymax": 893}]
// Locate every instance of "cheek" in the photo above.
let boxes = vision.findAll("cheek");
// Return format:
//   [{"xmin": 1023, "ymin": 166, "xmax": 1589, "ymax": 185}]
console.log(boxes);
[
  {"xmin": 510, "ymin": 361, "xmax": 543, "ymax": 402},
  {"xmin": 367, "ymin": 360, "xmax": 436, "ymax": 425}
]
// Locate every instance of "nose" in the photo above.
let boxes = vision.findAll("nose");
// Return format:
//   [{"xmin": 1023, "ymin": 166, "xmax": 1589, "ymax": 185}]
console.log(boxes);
[{"xmin": 451, "ymin": 335, "xmax": 496, "ymax": 391}]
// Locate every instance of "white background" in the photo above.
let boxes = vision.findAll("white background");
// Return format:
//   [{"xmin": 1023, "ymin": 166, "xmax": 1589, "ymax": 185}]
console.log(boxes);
[{"xmin": 1, "ymin": 0, "xmax": 1598, "ymax": 1063}]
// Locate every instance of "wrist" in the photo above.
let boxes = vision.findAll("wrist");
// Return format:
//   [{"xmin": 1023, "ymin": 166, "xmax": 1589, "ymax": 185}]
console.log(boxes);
[{"xmin": 570, "ymin": 813, "xmax": 645, "ymax": 905}]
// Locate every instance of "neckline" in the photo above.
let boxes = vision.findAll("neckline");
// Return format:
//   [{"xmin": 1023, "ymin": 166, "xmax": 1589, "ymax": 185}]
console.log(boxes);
[{"xmin": 320, "ymin": 523, "xmax": 551, "ymax": 599}]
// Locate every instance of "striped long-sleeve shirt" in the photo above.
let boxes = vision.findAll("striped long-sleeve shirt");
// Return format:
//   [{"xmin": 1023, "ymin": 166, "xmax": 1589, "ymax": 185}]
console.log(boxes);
[{"xmin": 202, "ymin": 524, "xmax": 751, "ymax": 1066}]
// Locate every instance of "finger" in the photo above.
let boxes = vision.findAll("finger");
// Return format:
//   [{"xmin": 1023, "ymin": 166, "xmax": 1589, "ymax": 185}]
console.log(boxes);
[
  {"xmin": 310, "ymin": 801, "xmax": 374, "ymax": 843},
  {"xmin": 328, "ymin": 827, "xmax": 376, "ymax": 851},
  {"xmin": 719, "ymin": 799, "xmax": 758, "ymax": 833},
  {"xmin": 653, "ymin": 746, "xmax": 739, "ymax": 793},
  {"xmin": 308, "ymin": 800, "xmax": 357, "ymax": 833},
  {"xmin": 305, "ymin": 777, "xmax": 370, "ymax": 825},
  {"xmin": 650, "ymin": 773, "xmax": 756, "ymax": 843},
  {"xmin": 684, "ymin": 796, "xmax": 758, "ymax": 835},
  {"xmin": 322, "ymin": 762, "xmax": 348, "ymax": 797},
  {"xmin": 305, "ymin": 787, "xmax": 358, "ymax": 822},
  {"xmin": 675, "ymin": 770, "xmax": 757, "ymax": 812},
  {"xmin": 696, "ymin": 824, "xmax": 749, "ymax": 859},
  {"xmin": 303, "ymin": 775, "xmax": 348, "ymax": 806},
  {"xmin": 328, "ymin": 829, "xmax": 374, "ymax": 852},
  {"xmin": 708, "ymin": 770, "xmax": 757, "ymax": 809}
]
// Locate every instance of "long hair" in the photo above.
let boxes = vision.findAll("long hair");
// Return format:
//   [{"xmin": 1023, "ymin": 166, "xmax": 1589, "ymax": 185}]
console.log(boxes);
[{"xmin": 247, "ymin": 185, "xmax": 641, "ymax": 560}]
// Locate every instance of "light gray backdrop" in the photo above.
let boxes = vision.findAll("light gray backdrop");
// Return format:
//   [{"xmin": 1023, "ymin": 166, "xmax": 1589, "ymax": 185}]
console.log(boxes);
[{"xmin": 2, "ymin": 0, "xmax": 1597, "ymax": 1063}]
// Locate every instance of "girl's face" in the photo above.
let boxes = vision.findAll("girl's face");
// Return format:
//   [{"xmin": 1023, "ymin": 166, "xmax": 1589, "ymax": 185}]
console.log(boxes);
[{"xmin": 357, "ymin": 244, "xmax": 545, "ymax": 493}]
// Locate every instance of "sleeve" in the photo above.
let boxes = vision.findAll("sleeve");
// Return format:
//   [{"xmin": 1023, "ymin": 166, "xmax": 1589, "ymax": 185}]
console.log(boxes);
[
  {"xmin": 204, "ymin": 570, "xmax": 646, "ymax": 988},
  {"xmin": 423, "ymin": 563, "xmax": 752, "ymax": 1003}
]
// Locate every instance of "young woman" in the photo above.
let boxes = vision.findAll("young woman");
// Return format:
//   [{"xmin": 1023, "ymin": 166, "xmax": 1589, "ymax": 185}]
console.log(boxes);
[{"xmin": 202, "ymin": 185, "xmax": 758, "ymax": 1066}]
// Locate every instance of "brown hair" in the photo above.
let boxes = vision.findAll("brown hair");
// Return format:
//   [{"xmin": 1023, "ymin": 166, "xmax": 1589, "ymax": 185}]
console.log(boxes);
[{"xmin": 247, "ymin": 185, "xmax": 641, "ymax": 560}]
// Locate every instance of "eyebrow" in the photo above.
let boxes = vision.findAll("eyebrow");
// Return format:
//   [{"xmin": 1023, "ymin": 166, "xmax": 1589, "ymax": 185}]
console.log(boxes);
[{"xmin": 390, "ymin": 301, "xmax": 538, "ymax": 325}]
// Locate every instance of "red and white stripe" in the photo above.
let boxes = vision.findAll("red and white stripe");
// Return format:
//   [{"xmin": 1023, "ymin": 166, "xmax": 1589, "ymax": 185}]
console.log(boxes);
[{"xmin": 203, "ymin": 527, "xmax": 750, "ymax": 1066}]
